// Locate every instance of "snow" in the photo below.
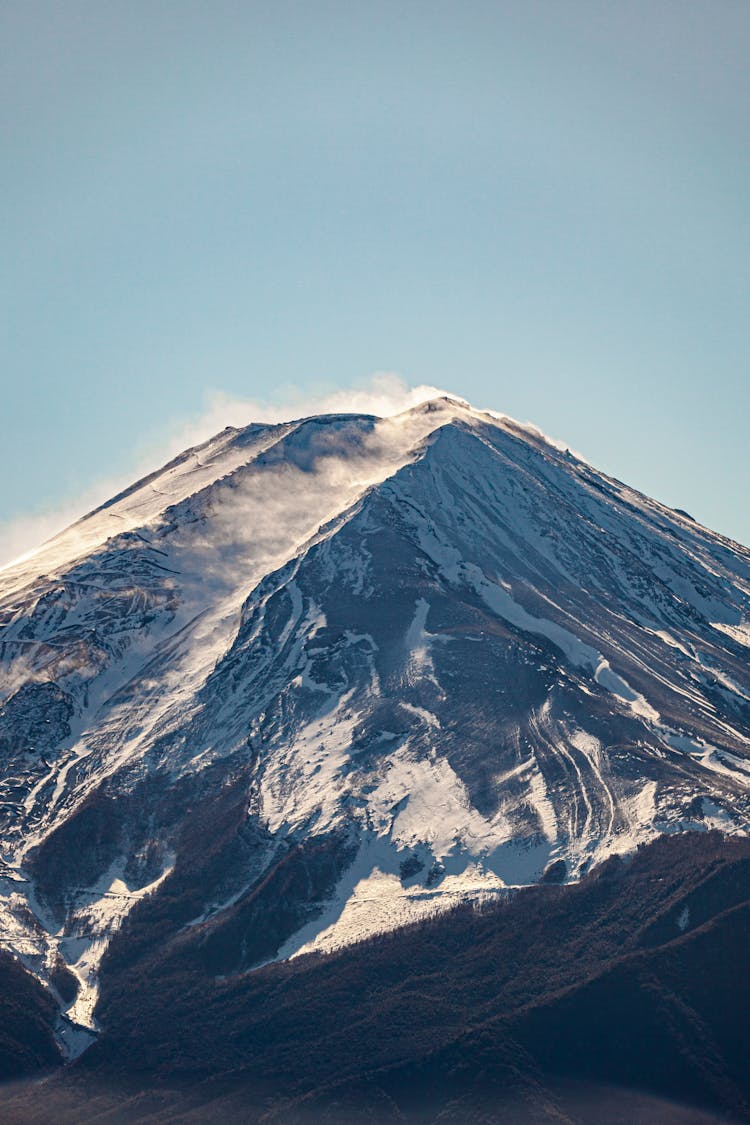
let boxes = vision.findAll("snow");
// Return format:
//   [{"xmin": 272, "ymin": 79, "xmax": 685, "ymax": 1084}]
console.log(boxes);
[
  {"xmin": 527, "ymin": 762, "xmax": 559, "ymax": 843},
  {"xmin": 662, "ymin": 730, "xmax": 750, "ymax": 786},
  {"xmin": 466, "ymin": 565, "xmax": 599, "ymax": 669},
  {"xmin": 258, "ymin": 689, "xmax": 360, "ymax": 836},
  {"xmin": 593, "ymin": 660, "xmax": 661, "ymax": 723},
  {"xmin": 569, "ymin": 729, "xmax": 616, "ymax": 841},
  {"xmin": 651, "ymin": 629, "xmax": 695, "ymax": 659},
  {"xmin": 58, "ymin": 858, "xmax": 174, "ymax": 1032},
  {"xmin": 0, "ymin": 884, "xmax": 49, "ymax": 963},
  {"xmin": 618, "ymin": 781, "xmax": 659, "ymax": 846},
  {"xmin": 0, "ymin": 855, "xmax": 173, "ymax": 1059},
  {"xmin": 701, "ymin": 798, "xmax": 735, "ymax": 830},
  {"xmin": 56, "ymin": 1020, "xmax": 97, "ymax": 1061},
  {"xmin": 370, "ymin": 748, "xmax": 512, "ymax": 859},
  {"xmin": 0, "ymin": 424, "xmax": 296, "ymax": 596},
  {"xmin": 2, "ymin": 394, "xmax": 750, "ymax": 1028},
  {"xmin": 711, "ymin": 621, "xmax": 750, "ymax": 648},
  {"xmin": 4, "ymin": 407, "xmax": 486, "ymax": 851},
  {"xmin": 462, "ymin": 563, "xmax": 662, "ymax": 723},
  {"xmin": 403, "ymin": 598, "xmax": 441, "ymax": 687},
  {"xmin": 272, "ymin": 833, "xmax": 507, "ymax": 963}
]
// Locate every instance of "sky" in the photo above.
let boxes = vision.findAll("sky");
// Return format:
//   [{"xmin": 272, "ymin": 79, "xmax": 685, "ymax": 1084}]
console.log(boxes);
[{"xmin": 2, "ymin": 0, "xmax": 749, "ymax": 563}]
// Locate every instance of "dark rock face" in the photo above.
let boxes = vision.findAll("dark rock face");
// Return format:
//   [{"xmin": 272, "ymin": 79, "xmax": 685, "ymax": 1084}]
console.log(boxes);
[
  {"xmin": 541, "ymin": 858, "xmax": 567, "ymax": 883},
  {"xmin": 0, "ymin": 683, "xmax": 73, "ymax": 762},
  {"xmin": 0, "ymin": 398, "xmax": 748, "ymax": 1100}
]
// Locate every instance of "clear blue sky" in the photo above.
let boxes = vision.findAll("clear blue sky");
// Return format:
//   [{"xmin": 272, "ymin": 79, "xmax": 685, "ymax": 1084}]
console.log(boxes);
[{"xmin": 2, "ymin": 0, "xmax": 749, "ymax": 557}]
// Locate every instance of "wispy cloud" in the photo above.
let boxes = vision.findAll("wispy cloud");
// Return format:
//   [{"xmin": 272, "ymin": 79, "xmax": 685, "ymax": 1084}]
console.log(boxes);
[
  {"xmin": 159, "ymin": 372, "xmax": 448, "ymax": 454},
  {"xmin": 0, "ymin": 479, "xmax": 127, "ymax": 573},
  {"xmin": 0, "ymin": 373, "xmax": 447, "ymax": 569}
]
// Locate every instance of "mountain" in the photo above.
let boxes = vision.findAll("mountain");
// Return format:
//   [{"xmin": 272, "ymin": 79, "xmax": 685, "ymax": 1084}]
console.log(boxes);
[{"xmin": 0, "ymin": 395, "xmax": 749, "ymax": 1108}]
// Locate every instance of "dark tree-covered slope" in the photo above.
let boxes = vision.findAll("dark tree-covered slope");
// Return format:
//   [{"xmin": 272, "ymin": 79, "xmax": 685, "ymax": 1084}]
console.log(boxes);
[{"xmin": 1, "ymin": 832, "xmax": 748, "ymax": 1122}]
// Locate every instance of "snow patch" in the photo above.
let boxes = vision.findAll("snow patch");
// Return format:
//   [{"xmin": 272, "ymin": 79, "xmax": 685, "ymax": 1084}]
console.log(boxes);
[
  {"xmin": 711, "ymin": 621, "xmax": 750, "ymax": 649},
  {"xmin": 275, "ymin": 834, "xmax": 507, "ymax": 962},
  {"xmin": 58, "ymin": 858, "xmax": 174, "ymax": 1032}
]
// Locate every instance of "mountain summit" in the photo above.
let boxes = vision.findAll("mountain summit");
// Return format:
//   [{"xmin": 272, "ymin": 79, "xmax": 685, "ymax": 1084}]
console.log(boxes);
[{"xmin": 1, "ymin": 396, "xmax": 749, "ymax": 1054}]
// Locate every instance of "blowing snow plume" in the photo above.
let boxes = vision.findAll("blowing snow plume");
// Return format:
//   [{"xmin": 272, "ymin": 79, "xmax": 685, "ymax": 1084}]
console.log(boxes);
[{"xmin": 0, "ymin": 372, "xmax": 449, "ymax": 570}]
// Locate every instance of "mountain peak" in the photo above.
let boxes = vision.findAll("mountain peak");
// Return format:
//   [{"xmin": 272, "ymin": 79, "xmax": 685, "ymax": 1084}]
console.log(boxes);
[
  {"xmin": 405, "ymin": 392, "xmax": 473, "ymax": 414},
  {"xmin": 1, "ymin": 393, "xmax": 749, "ymax": 1050}
]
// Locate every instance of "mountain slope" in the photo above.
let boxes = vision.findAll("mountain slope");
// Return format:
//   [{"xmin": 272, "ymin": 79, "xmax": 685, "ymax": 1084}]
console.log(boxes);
[
  {"xmin": 1, "ymin": 831, "xmax": 748, "ymax": 1123},
  {"xmin": 0, "ymin": 396, "xmax": 749, "ymax": 1055}
]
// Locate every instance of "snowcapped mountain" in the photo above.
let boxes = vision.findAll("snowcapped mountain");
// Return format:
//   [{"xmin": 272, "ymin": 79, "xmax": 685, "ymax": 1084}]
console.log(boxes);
[{"xmin": 1, "ymin": 396, "xmax": 749, "ymax": 1055}]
